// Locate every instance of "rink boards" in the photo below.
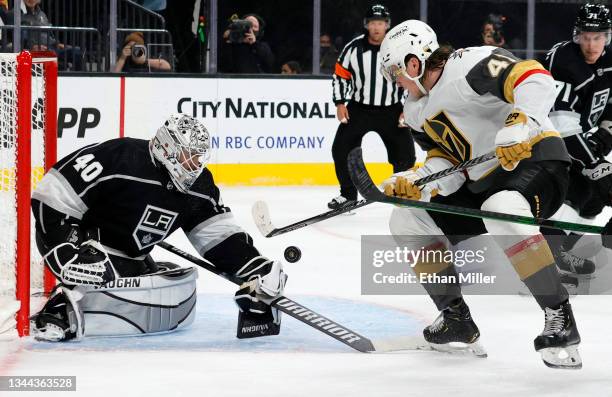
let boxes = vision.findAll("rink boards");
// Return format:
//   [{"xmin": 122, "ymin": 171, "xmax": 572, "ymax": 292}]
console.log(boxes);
[{"xmin": 55, "ymin": 75, "xmax": 426, "ymax": 185}]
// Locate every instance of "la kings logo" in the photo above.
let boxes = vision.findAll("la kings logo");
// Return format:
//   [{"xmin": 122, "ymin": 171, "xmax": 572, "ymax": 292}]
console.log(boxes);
[
  {"xmin": 589, "ymin": 89, "xmax": 610, "ymax": 127},
  {"xmin": 133, "ymin": 205, "xmax": 178, "ymax": 249}
]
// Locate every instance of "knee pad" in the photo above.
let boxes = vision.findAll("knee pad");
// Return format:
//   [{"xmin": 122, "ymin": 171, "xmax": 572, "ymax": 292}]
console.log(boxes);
[
  {"xmin": 481, "ymin": 190, "xmax": 539, "ymax": 236},
  {"xmin": 389, "ymin": 207, "xmax": 447, "ymax": 250}
]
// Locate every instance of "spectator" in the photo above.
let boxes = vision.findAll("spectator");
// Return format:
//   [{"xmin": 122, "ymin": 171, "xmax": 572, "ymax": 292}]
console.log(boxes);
[
  {"xmin": 481, "ymin": 13, "xmax": 507, "ymax": 47},
  {"xmin": 7, "ymin": 0, "xmax": 83, "ymax": 71},
  {"xmin": 480, "ymin": 13, "xmax": 524, "ymax": 53},
  {"xmin": 220, "ymin": 13, "xmax": 275, "ymax": 73},
  {"xmin": 281, "ymin": 60, "xmax": 301, "ymax": 74},
  {"xmin": 113, "ymin": 31, "xmax": 172, "ymax": 73},
  {"xmin": 319, "ymin": 33, "xmax": 338, "ymax": 74}
]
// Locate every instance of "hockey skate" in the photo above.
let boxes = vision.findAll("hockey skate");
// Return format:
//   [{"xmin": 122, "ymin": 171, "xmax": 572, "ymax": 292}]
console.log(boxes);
[
  {"xmin": 30, "ymin": 287, "xmax": 83, "ymax": 342},
  {"xmin": 423, "ymin": 298, "xmax": 487, "ymax": 358},
  {"xmin": 534, "ymin": 300, "xmax": 582, "ymax": 369},
  {"xmin": 556, "ymin": 248, "xmax": 596, "ymax": 278},
  {"xmin": 327, "ymin": 195, "xmax": 357, "ymax": 212}
]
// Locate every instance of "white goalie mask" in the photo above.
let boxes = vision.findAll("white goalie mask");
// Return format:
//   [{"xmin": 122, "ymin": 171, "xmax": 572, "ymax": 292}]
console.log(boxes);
[
  {"xmin": 150, "ymin": 113, "xmax": 211, "ymax": 192},
  {"xmin": 380, "ymin": 20, "xmax": 439, "ymax": 94}
]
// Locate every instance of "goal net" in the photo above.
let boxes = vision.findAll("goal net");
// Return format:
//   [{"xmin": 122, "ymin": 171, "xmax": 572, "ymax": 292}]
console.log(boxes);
[{"xmin": 0, "ymin": 51, "xmax": 57, "ymax": 338}]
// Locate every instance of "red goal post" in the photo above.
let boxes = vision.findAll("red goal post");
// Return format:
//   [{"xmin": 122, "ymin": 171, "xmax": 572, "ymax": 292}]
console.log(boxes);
[{"xmin": 0, "ymin": 51, "xmax": 57, "ymax": 337}]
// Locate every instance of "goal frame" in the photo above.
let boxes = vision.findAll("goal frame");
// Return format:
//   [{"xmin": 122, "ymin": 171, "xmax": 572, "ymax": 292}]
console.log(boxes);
[{"xmin": 12, "ymin": 51, "xmax": 58, "ymax": 337}]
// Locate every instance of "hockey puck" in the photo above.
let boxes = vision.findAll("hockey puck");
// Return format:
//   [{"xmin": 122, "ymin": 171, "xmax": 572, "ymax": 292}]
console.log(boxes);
[{"xmin": 284, "ymin": 246, "xmax": 301, "ymax": 263}]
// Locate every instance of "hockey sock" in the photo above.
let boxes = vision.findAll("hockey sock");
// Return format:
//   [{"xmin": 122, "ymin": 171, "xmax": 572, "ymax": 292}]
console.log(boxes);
[
  {"xmin": 412, "ymin": 241, "xmax": 463, "ymax": 311},
  {"xmin": 505, "ymin": 234, "xmax": 569, "ymax": 309}
]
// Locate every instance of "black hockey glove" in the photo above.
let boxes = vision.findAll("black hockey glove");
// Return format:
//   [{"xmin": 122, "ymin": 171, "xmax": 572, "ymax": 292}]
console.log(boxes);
[
  {"xmin": 587, "ymin": 125, "xmax": 612, "ymax": 158},
  {"xmin": 581, "ymin": 159, "xmax": 612, "ymax": 206}
]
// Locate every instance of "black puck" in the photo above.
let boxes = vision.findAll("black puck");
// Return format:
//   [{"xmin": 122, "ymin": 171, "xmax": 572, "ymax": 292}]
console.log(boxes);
[{"xmin": 284, "ymin": 246, "xmax": 302, "ymax": 263}]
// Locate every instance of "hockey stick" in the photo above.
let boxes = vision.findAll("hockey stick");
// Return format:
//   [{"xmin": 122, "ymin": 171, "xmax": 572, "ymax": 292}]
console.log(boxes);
[
  {"xmin": 252, "ymin": 151, "xmax": 497, "ymax": 237},
  {"xmin": 347, "ymin": 147, "xmax": 604, "ymax": 234},
  {"xmin": 157, "ymin": 241, "xmax": 430, "ymax": 353}
]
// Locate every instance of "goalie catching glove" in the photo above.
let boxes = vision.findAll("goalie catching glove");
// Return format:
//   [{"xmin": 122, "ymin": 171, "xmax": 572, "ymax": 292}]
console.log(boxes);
[
  {"xmin": 44, "ymin": 240, "xmax": 118, "ymax": 286},
  {"xmin": 495, "ymin": 110, "xmax": 533, "ymax": 171}
]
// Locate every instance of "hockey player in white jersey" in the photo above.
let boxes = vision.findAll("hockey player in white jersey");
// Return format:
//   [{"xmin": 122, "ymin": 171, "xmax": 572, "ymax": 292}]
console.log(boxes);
[{"xmin": 379, "ymin": 20, "xmax": 581, "ymax": 369}]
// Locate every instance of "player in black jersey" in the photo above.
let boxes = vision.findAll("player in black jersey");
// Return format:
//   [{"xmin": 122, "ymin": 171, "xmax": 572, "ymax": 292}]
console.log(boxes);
[
  {"xmin": 30, "ymin": 114, "xmax": 286, "ymax": 341},
  {"xmin": 544, "ymin": 2, "xmax": 612, "ymax": 278}
]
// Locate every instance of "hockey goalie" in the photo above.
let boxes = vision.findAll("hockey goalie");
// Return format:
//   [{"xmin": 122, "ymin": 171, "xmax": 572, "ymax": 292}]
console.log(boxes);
[{"xmin": 30, "ymin": 114, "xmax": 287, "ymax": 342}]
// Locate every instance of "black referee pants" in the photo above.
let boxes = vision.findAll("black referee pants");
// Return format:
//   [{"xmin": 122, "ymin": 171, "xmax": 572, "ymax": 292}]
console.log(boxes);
[{"xmin": 332, "ymin": 102, "xmax": 415, "ymax": 200}]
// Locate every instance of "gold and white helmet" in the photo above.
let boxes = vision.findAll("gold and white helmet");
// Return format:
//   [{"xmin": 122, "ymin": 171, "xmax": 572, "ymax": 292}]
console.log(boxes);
[
  {"xmin": 150, "ymin": 113, "xmax": 211, "ymax": 192},
  {"xmin": 380, "ymin": 20, "xmax": 439, "ymax": 90}
]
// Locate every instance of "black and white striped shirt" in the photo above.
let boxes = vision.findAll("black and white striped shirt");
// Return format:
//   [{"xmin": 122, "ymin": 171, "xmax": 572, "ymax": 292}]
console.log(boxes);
[{"xmin": 332, "ymin": 34, "xmax": 403, "ymax": 107}]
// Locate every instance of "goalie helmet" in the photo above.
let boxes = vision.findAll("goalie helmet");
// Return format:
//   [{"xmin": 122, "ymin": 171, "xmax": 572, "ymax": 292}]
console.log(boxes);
[
  {"xmin": 150, "ymin": 113, "xmax": 211, "ymax": 192},
  {"xmin": 380, "ymin": 20, "xmax": 439, "ymax": 88},
  {"xmin": 573, "ymin": 3, "xmax": 611, "ymax": 45}
]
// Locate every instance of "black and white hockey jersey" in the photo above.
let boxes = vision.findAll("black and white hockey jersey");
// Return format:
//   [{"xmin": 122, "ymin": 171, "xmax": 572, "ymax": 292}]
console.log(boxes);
[
  {"xmin": 31, "ymin": 138, "xmax": 261, "ymax": 275},
  {"xmin": 546, "ymin": 41, "xmax": 612, "ymax": 165}
]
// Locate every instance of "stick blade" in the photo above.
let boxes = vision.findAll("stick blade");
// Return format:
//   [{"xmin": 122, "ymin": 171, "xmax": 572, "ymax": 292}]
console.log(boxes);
[
  {"xmin": 347, "ymin": 147, "xmax": 385, "ymax": 200},
  {"xmin": 252, "ymin": 200, "xmax": 275, "ymax": 237}
]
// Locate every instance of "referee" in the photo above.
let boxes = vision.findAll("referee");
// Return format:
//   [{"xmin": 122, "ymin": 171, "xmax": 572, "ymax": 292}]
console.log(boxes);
[{"xmin": 328, "ymin": 4, "xmax": 416, "ymax": 210}]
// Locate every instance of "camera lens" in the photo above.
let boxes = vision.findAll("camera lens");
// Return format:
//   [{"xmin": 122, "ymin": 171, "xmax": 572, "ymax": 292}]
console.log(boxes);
[{"xmin": 132, "ymin": 46, "xmax": 145, "ymax": 58}]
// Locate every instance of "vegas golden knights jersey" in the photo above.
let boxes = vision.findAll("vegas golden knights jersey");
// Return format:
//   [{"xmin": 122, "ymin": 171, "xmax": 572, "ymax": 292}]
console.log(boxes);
[{"xmin": 404, "ymin": 46, "xmax": 570, "ymax": 184}]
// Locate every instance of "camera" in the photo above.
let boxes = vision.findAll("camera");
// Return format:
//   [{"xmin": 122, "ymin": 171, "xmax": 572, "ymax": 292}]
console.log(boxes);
[
  {"xmin": 132, "ymin": 44, "xmax": 147, "ymax": 58},
  {"xmin": 228, "ymin": 19, "xmax": 253, "ymax": 43},
  {"xmin": 486, "ymin": 14, "xmax": 506, "ymax": 44}
]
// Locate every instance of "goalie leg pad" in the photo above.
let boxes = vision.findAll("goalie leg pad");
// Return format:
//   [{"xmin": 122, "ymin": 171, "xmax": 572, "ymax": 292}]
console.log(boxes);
[{"xmin": 79, "ymin": 266, "xmax": 197, "ymax": 337}]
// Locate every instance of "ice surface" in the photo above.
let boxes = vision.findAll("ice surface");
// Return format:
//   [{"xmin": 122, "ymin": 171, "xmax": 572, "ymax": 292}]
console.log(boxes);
[{"xmin": 1, "ymin": 186, "xmax": 611, "ymax": 397}]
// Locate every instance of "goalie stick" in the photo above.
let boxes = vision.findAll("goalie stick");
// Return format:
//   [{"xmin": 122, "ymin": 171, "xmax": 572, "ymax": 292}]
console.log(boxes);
[
  {"xmin": 252, "ymin": 151, "xmax": 497, "ymax": 237},
  {"xmin": 157, "ymin": 241, "xmax": 430, "ymax": 353},
  {"xmin": 347, "ymin": 147, "xmax": 604, "ymax": 234}
]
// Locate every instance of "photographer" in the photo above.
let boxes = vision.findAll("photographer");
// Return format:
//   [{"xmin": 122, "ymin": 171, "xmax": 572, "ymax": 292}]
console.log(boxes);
[
  {"xmin": 113, "ymin": 32, "xmax": 171, "ymax": 73},
  {"xmin": 220, "ymin": 14, "xmax": 275, "ymax": 73},
  {"xmin": 481, "ymin": 13, "xmax": 507, "ymax": 48}
]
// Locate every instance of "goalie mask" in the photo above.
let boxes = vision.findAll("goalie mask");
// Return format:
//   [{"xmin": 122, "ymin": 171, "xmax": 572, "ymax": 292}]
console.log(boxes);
[
  {"xmin": 150, "ymin": 114, "xmax": 211, "ymax": 192},
  {"xmin": 380, "ymin": 20, "xmax": 439, "ymax": 94}
]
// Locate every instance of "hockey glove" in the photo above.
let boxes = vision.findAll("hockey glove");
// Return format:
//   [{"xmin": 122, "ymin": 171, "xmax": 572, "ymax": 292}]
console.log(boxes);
[
  {"xmin": 581, "ymin": 160, "xmax": 612, "ymax": 182},
  {"xmin": 233, "ymin": 258, "xmax": 287, "ymax": 321},
  {"xmin": 382, "ymin": 168, "xmax": 438, "ymax": 202},
  {"xmin": 60, "ymin": 240, "xmax": 118, "ymax": 286},
  {"xmin": 495, "ymin": 111, "xmax": 533, "ymax": 171},
  {"xmin": 587, "ymin": 122, "xmax": 612, "ymax": 158}
]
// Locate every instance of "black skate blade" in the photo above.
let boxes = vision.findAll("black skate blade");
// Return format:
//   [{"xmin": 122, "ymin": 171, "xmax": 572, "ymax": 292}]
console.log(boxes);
[
  {"xmin": 428, "ymin": 341, "xmax": 488, "ymax": 358},
  {"xmin": 539, "ymin": 346, "xmax": 582, "ymax": 369}
]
